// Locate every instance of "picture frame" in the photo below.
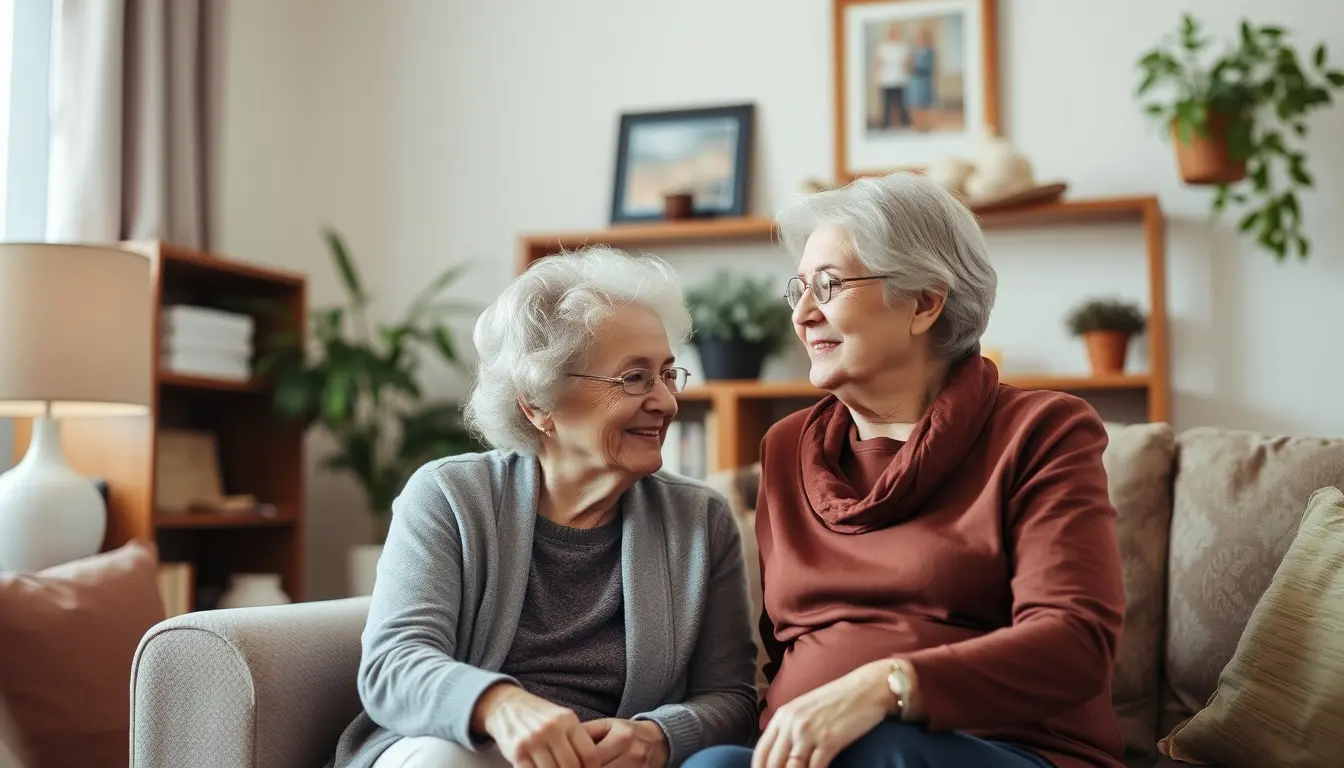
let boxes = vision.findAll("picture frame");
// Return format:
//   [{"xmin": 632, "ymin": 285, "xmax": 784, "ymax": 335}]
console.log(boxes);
[
  {"xmin": 610, "ymin": 103, "xmax": 754, "ymax": 224},
  {"xmin": 832, "ymin": 0, "xmax": 1000, "ymax": 182}
]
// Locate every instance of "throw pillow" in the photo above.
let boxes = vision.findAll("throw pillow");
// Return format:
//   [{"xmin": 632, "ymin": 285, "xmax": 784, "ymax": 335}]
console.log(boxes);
[
  {"xmin": 0, "ymin": 539, "xmax": 165, "ymax": 768},
  {"xmin": 1159, "ymin": 485, "xmax": 1344, "ymax": 767}
]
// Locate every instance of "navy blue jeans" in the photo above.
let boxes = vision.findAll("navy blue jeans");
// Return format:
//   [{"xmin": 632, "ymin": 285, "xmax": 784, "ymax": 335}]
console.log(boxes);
[{"xmin": 683, "ymin": 720, "xmax": 1054, "ymax": 768}]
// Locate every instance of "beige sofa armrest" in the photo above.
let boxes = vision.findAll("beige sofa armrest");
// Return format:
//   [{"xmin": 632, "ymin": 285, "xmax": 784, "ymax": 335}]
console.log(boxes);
[{"xmin": 130, "ymin": 597, "xmax": 370, "ymax": 768}]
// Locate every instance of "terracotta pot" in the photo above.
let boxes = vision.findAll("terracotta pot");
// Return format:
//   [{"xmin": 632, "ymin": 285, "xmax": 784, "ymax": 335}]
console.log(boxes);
[
  {"xmin": 1171, "ymin": 111, "xmax": 1248, "ymax": 185},
  {"xmin": 663, "ymin": 192, "xmax": 695, "ymax": 220},
  {"xmin": 1084, "ymin": 331, "xmax": 1130, "ymax": 375}
]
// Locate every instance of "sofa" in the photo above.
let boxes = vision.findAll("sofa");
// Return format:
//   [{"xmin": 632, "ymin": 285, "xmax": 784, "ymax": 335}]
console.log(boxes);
[{"xmin": 128, "ymin": 424, "xmax": 1344, "ymax": 768}]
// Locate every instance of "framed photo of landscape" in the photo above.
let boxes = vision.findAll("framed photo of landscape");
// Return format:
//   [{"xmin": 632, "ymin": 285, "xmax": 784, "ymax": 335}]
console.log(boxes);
[
  {"xmin": 610, "ymin": 104, "xmax": 754, "ymax": 223},
  {"xmin": 833, "ymin": 0, "xmax": 1000, "ymax": 181}
]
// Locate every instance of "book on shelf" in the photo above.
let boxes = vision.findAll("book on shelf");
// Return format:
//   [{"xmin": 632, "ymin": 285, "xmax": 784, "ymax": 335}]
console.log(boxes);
[
  {"xmin": 160, "ymin": 304, "xmax": 255, "ymax": 380},
  {"xmin": 661, "ymin": 413, "xmax": 718, "ymax": 479}
]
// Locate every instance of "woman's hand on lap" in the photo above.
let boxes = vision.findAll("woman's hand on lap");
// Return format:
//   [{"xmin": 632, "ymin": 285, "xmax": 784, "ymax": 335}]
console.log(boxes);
[
  {"xmin": 582, "ymin": 719, "xmax": 669, "ymax": 767},
  {"xmin": 752, "ymin": 661, "xmax": 893, "ymax": 768},
  {"xmin": 473, "ymin": 683, "xmax": 600, "ymax": 768}
]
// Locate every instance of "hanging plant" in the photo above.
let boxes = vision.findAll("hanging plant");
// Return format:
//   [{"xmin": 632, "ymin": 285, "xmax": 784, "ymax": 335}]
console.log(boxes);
[{"xmin": 1136, "ymin": 14, "xmax": 1344, "ymax": 262}]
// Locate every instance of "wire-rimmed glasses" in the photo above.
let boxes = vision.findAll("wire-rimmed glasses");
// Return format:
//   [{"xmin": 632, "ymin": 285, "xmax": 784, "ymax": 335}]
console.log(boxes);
[
  {"xmin": 785, "ymin": 270, "xmax": 894, "ymax": 309},
  {"xmin": 567, "ymin": 367, "xmax": 691, "ymax": 395}
]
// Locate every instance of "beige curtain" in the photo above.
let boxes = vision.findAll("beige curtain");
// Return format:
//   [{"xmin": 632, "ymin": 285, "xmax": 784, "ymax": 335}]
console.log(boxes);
[{"xmin": 46, "ymin": 0, "xmax": 214, "ymax": 249}]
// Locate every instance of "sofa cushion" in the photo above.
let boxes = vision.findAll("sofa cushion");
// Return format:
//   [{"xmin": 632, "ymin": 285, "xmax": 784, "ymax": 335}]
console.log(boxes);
[
  {"xmin": 1158, "ymin": 485, "xmax": 1344, "ymax": 767},
  {"xmin": 0, "ymin": 539, "xmax": 165, "ymax": 768},
  {"xmin": 1102, "ymin": 421, "xmax": 1177, "ymax": 764},
  {"xmin": 1161, "ymin": 428, "xmax": 1344, "ymax": 735}
]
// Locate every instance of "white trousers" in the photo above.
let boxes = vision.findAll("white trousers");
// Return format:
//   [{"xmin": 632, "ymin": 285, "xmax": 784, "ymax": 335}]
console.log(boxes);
[{"xmin": 372, "ymin": 736, "xmax": 511, "ymax": 768}]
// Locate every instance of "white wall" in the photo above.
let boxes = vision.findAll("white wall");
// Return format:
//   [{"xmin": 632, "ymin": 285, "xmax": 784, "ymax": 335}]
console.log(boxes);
[{"xmin": 215, "ymin": 0, "xmax": 1344, "ymax": 598}]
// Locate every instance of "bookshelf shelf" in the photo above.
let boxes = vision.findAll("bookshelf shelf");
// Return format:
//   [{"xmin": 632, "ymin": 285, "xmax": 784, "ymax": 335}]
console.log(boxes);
[
  {"xmin": 519, "ymin": 194, "xmax": 1169, "ymax": 474},
  {"xmin": 678, "ymin": 373, "xmax": 1150, "ymax": 403},
  {"xmin": 159, "ymin": 371, "xmax": 269, "ymax": 393},
  {"xmin": 155, "ymin": 514, "xmax": 296, "ymax": 530}
]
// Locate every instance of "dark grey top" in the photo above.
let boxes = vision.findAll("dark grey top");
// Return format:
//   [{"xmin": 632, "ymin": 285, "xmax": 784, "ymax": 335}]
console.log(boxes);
[{"xmin": 501, "ymin": 512, "xmax": 626, "ymax": 722}]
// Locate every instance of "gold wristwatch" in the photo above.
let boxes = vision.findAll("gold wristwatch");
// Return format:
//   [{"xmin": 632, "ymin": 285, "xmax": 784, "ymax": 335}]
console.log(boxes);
[{"xmin": 886, "ymin": 659, "xmax": 913, "ymax": 718}]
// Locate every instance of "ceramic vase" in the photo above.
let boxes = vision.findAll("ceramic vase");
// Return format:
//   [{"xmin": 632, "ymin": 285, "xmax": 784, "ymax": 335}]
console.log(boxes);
[
  {"xmin": 218, "ymin": 573, "xmax": 291, "ymax": 609},
  {"xmin": 348, "ymin": 544, "xmax": 383, "ymax": 597}
]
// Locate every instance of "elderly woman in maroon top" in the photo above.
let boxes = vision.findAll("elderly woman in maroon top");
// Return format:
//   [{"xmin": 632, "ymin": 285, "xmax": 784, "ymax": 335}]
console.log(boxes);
[{"xmin": 683, "ymin": 172, "xmax": 1126, "ymax": 768}]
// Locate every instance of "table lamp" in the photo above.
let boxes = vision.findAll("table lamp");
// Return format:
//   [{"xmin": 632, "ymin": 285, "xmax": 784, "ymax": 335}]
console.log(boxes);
[{"xmin": 0, "ymin": 243, "xmax": 152, "ymax": 572}]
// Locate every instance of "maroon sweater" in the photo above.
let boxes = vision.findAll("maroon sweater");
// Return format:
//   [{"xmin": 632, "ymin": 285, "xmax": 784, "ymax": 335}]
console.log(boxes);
[{"xmin": 755, "ymin": 355, "xmax": 1126, "ymax": 768}]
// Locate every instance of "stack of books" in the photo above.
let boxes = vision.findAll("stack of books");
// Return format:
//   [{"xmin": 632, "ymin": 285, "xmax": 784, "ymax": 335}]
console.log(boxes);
[{"xmin": 160, "ymin": 305, "xmax": 255, "ymax": 381}]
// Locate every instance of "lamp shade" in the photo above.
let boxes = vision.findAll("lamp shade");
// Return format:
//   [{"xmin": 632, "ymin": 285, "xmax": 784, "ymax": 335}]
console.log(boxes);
[{"xmin": 0, "ymin": 243, "xmax": 152, "ymax": 418}]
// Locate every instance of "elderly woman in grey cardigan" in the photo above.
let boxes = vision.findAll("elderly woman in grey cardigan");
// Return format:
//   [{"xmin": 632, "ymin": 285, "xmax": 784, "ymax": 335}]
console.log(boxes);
[{"xmin": 331, "ymin": 246, "xmax": 759, "ymax": 768}]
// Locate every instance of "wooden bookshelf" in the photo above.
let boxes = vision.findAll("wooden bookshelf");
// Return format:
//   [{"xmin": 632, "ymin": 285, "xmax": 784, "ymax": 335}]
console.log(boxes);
[
  {"xmin": 518, "ymin": 194, "xmax": 1170, "ymax": 473},
  {"xmin": 11, "ymin": 241, "xmax": 308, "ymax": 607}
]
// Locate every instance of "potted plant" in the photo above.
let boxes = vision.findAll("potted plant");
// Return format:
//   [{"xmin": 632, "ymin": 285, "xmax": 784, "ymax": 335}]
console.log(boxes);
[
  {"xmin": 685, "ymin": 270, "xmax": 793, "ymax": 381},
  {"xmin": 1136, "ymin": 14, "xmax": 1344, "ymax": 261},
  {"xmin": 1065, "ymin": 298, "xmax": 1147, "ymax": 375},
  {"xmin": 253, "ymin": 228, "xmax": 484, "ymax": 596}
]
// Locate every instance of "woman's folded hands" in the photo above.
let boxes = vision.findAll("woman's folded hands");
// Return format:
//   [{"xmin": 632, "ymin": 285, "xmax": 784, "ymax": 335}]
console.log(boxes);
[
  {"xmin": 471, "ymin": 683, "xmax": 670, "ymax": 768},
  {"xmin": 473, "ymin": 682, "xmax": 600, "ymax": 768}
]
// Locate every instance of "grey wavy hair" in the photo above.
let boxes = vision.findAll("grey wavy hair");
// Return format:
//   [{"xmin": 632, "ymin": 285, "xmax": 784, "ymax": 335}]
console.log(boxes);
[
  {"xmin": 775, "ymin": 172, "xmax": 997, "ymax": 360},
  {"xmin": 463, "ymin": 245, "xmax": 692, "ymax": 454}
]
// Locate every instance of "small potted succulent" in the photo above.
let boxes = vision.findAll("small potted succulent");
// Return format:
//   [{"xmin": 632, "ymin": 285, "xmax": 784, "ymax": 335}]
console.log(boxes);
[
  {"xmin": 1136, "ymin": 14, "xmax": 1344, "ymax": 262},
  {"xmin": 1065, "ymin": 298, "xmax": 1147, "ymax": 375},
  {"xmin": 685, "ymin": 270, "xmax": 793, "ymax": 381}
]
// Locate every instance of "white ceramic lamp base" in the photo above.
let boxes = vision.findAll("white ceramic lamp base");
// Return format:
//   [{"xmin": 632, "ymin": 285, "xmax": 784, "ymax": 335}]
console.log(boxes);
[{"xmin": 0, "ymin": 416, "xmax": 107, "ymax": 572}]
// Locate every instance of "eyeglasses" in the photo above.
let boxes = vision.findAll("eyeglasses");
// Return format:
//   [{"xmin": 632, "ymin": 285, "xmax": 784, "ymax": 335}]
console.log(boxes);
[
  {"xmin": 567, "ymin": 367, "xmax": 691, "ymax": 395},
  {"xmin": 784, "ymin": 271, "xmax": 894, "ymax": 309}
]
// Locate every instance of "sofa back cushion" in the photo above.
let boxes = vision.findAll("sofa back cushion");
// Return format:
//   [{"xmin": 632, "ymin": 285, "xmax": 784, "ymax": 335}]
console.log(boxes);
[
  {"xmin": 1162, "ymin": 428, "xmax": 1344, "ymax": 734},
  {"xmin": 1101, "ymin": 421, "xmax": 1177, "ymax": 764}
]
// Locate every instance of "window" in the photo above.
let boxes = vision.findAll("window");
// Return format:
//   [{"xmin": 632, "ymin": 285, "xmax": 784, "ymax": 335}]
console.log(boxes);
[
  {"xmin": 1, "ymin": 0, "xmax": 52, "ymax": 241},
  {"xmin": 0, "ymin": 0, "xmax": 51, "ymax": 470},
  {"xmin": 0, "ymin": 0, "xmax": 14, "ymax": 234}
]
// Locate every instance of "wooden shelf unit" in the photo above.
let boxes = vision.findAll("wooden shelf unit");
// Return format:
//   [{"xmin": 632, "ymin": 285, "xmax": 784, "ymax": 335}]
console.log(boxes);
[
  {"xmin": 517, "ymin": 195, "xmax": 1169, "ymax": 473},
  {"xmin": 11, "ymin": 241, "xmax": 308, "ymax": 607}
]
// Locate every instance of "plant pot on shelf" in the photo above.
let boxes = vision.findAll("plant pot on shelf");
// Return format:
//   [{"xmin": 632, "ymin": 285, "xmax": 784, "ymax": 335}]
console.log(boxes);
[
  {"xmin": 695, "ymin": 335, "xmax": 768, "ymax": 381},
  {"xmin": 1084, "ymin": 331, "xmax": 1131, "ymax": 375},
  {"xmin": 348, "ymin": 543, "xmax": 383, "ymax": 597},
  {"xmin": 1171, "ymin": 111, "xmax": 1249, "ymax": 185}
]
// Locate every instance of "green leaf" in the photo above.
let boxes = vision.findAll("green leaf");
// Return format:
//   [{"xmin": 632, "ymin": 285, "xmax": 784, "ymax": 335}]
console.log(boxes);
[
  {"xmin": 404, "ymin": 263, "xmax": 472, "ymax": 324},
  {"xmin": 323, "ymin": 367, "xmax": 355, "ymax": 426},
  {"xmin": 1238, "ymin": 210, "xmax": 1260, "ymax": 232},
  {"xmin": 323, "ymin": 228, "xmax": 367, "ymax": 307},
  {"xmin": 1314, "ymin": 44, "xmax": 1327, "ymax": 69},
  {"xmin": 432, "ymin": 325, "xmax": 460, "ymax": 364},
  {"xmin": 1328, "ymin": 71, "xmax": 1344, "ymax": 87},
  {"xmin": 1212, "ymin": 185, "xmax": 1229, "ymax": 213},
  {"xmin": 1289, "ymin": 156, "xmax": 1313, "ymax": 186}
]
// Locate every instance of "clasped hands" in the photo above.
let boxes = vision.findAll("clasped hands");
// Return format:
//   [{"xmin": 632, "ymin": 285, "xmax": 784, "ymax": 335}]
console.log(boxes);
[{"xmin": 475, "ymin": 683, "xmax": 669, "ymax": 768}]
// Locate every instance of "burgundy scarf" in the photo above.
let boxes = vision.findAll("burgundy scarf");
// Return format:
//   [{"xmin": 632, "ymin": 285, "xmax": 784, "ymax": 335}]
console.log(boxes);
[{"xmin": 798, "ymin": 353, "xmax": 1000, "ymax": 534}]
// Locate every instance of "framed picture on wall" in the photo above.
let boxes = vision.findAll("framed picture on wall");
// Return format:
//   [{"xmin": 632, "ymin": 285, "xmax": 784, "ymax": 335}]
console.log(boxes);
[
  {"xmin": 833, "ymin": 0, "xmax": 1000, "ymax": 181},
  {"xmin": 610, "ymin": 104, "xmax": 754, "ymax": 224}
]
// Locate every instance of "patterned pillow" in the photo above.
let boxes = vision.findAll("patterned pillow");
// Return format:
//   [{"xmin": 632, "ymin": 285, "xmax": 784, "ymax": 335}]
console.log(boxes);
[{"xmin": 1159, "ymin": 486, "xmax": 1344, "ymax": 766}]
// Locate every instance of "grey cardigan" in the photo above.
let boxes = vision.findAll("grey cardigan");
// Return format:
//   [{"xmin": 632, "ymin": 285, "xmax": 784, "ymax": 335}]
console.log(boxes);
[{"xmin": 331, "ymin": 450, "xmax": 760, "ymax": 768}]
